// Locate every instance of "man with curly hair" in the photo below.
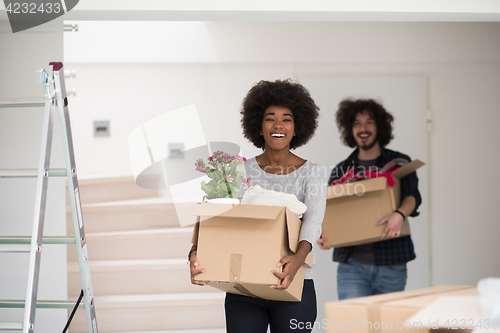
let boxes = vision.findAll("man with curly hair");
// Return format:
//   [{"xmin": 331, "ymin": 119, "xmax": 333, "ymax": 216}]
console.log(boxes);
[{"xmin": 317, "ymin": 98, "xmax": 422, "ymax": 300}]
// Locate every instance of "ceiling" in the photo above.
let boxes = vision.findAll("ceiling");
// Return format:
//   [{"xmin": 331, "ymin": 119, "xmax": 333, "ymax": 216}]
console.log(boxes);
[{"xmin": 1, "ymin": 0, "xmax": 500, "ymax": 22}]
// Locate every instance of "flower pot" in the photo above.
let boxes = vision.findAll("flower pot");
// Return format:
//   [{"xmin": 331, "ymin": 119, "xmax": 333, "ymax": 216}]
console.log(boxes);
[{"xmin": 207, "ymin": 198, "xmax": 240, "ymax": 205}]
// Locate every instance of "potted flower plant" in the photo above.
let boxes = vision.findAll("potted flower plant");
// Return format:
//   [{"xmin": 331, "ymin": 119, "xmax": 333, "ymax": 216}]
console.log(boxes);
[{"xmin": 195, "ymin": 150, "xmax": 250, "ymax": 204}]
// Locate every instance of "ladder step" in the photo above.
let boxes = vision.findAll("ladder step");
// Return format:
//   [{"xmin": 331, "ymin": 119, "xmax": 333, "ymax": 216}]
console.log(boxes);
[
  {"xmin": 0, "ymin": 299, "xmax": 85, "ymax": 309},
  {"xmin": 0, "ymin": 236, "xmax": 77, "ymax": 245},
  {"xmin": 0, "ymin": 244, "xmax": 31, "ymax": 252},
  {"xmin": 0, "ymin": 322, "xmax": 23, "ymax": 330},
  {"xmin": 0, "ymin": 168, "xmax": 67, "ymax": 178},
  {"xmin": 0, "ymin": 97, "xmax": 45, "ymax": 108},
  {"xmin": 0, "ymin": 236, "xmax": 77, "ymax": 252}
]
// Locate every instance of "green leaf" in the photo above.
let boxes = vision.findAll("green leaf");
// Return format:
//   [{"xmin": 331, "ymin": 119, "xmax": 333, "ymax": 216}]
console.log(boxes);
[
  {"xmin": 229, "ymin": 187, "xmax": 240, "ymax": 198},
  {"xmin": 230, "ymin": 162, "xmax": 238, "ymax": 176}
]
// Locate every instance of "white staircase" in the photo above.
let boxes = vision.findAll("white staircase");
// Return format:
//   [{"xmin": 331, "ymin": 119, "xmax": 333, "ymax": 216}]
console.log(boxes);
[{"xmin": 67, "ymin": 176, "xmax": 226, "ymax": 333}]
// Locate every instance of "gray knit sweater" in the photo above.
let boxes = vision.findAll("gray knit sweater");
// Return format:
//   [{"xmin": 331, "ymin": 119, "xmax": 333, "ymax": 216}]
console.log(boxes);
[{"xmin": 244, "ymin": 157, "xmax": 327, "ymax": 279}]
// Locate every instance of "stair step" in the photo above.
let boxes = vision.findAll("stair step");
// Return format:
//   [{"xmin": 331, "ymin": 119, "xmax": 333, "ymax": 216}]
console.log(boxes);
[
  {"xmin": 67, "ymin": 198, "xmax": 196, "ymax": 234},
  {"xmin": 68, "ymin": 258, "xmax": 214, "ymax": 297},
  {"xmin": 69, "ymin": 293, "xmax": 226, "ymax": 333},
  {"xmin": 67, "ymin": 228, "xmax": 194, "ymax": 261},
  {"xmin": 68, "ymin": 176, "xmax": 159, "ymax": 205}
]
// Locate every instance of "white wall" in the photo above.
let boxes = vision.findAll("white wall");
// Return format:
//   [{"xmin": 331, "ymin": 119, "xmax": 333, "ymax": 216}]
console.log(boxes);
[
  {"xmin": 65, "ymin": 63, "xmax": 295, "ymax": 177},
  {"xmin": 0, "ymin": 20, "xmax": 67, "ymax": 332},
  {"xmin": 64, "ymin": 22, "xmax": 500, "ymax": 64}
]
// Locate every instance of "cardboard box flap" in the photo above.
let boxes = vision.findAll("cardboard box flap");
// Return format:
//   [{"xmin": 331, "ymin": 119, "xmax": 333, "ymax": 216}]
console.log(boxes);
[
  {"xmin": 285, "ymin": 209, "xmax": 313, "ymax": 267},
  {"xmin": 191, "ymin": 221, "xmax": 199, "ymax": 244},
  {"xmin": 326, "ymin": 177, "xmax": 387, "ymax": 199},
  {"xmin": 382, "ymin": 287, "xmax": 477, "ymax": 311},
  {"xmin": 391, "ymin": 159, "xmax": 425, "ymax": 179},
  {"xmin": 336, "ymin": 285, "xmax": 471, "ymax": 307},
  {"xmin": 406, "ymin": 296, "xmax": 482, "ymax": 327},
  {"xmin": 193, "ymin": 203, "xmax": 283, "ymax": 220}
]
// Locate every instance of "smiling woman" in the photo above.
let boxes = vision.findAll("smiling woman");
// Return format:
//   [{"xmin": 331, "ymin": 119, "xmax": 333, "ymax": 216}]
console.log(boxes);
[{"xmin": 188, "ymin": 79, "xmax": 326, "ymax": 333}]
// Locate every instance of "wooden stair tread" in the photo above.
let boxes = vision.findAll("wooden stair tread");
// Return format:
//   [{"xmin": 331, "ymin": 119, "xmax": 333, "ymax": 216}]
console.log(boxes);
[
  {"xmin": 93, "ymin": 292, "xmax": 225, "ymax": 309},
  {"xmin": 68, "ymin": 258, "xmax": 188, "ymax": 272},
  {"xmin": 86, "ymin": 227, "xmax": 193, "ymax": 238}
]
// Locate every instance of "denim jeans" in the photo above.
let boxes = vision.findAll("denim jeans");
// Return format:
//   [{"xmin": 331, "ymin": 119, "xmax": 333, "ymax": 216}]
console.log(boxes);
[
  {"xmin": 337, "ymin": 260, "xmax": 407, "ymax": 300},
  {"xmin": 225, "ymin": 279, "xmax": 317, "ymax": 333}
]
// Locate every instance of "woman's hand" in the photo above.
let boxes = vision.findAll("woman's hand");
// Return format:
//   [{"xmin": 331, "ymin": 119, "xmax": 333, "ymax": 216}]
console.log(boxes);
[
  {"xmin": 189, "ymin": 250, "xmax": 206, "ymax": 286},
  {"xmin": 271, "ymin": 253, "xmax": 303, "ymax": 290},
  {"xmin": 317, "ymin": 236, "xmax": 333, "ymax": 250},
  {"xmin": 271, "ymin": 240, "xmax": 311, "ymax": 290}
]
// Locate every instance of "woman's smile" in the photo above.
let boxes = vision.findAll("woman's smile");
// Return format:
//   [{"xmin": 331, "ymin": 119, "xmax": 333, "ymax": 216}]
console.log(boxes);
[{"xmin": 261, "ymin": 106, "xmax": 295, "ymax": 151}]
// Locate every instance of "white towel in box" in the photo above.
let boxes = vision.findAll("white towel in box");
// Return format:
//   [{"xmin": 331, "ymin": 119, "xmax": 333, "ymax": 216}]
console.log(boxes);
[{"xmin": 240, "ymin": 185, "xmax": 307, "ymax": 218}]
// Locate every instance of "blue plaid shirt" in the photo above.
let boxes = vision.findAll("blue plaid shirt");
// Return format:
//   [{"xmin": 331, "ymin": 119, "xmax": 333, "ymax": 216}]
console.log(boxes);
[{"xmin": 328, "ymin": 147, "xmax": 421, "ymax": 266}]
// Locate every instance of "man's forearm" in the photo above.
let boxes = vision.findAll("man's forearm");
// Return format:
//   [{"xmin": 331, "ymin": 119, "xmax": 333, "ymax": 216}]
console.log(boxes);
[{"xmin": 397, "ymin": 196, "xmax": 416, "ymax": 218}]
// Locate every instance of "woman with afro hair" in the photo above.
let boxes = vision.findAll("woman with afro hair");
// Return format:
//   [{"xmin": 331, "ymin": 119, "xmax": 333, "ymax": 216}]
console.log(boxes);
[{"xmin": 227, "ymin": 79, "xmax": 326, "ymax": 332}]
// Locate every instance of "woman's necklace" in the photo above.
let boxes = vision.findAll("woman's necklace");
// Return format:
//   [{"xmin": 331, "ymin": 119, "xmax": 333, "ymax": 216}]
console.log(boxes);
[{"xmin": 260, "ymin": 153, "xmax": 292, "ymax": 175}]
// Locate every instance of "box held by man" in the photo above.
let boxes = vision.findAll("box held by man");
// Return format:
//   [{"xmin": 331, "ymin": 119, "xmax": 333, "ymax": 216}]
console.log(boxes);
[{"xmin": 322, "ymin": 159, "xmax": 425, "ymax": 247}]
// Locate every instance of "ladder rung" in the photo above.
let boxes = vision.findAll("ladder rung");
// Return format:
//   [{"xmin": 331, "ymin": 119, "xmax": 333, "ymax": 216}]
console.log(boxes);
[
  {"xmin": 0, "ymin": 237, "xmax": 76, "ymax": 252},
  {"xmin": 0, "ymin": 244, "xmax": 31, "ymax": 252},
  {"xmin": 0, "ymin": 300, "xmax": 85, "ymax": 309},
  {"xmin": 0, "ymin": 169, "xmax": 67, "ymax": 178},
  {"xmin": 0, "ymin": 97, "xmax": 45, "ymax": 108},
  {"xmin": 0, "ymin": 236, "xmax": 77, "ymax": 245},
  {"xmin": 0, "ymin": 322, "xmax": 23, "ymax": 330}
]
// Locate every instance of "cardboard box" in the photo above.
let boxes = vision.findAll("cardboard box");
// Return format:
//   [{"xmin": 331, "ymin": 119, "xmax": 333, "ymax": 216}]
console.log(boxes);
[
  {"xmin": 324, "ymin": 285, "xmax": 474, "ymax": 333},
  {"xmin": 407, "ymin": 295, "xmax": 499, "ymax": 333},
  {"xmin": 322, "ymin": 159, "xmax": 425, "ymax": 247},
  {"xmin": 192, "ymin": 203, "xmax": 312, "ymax": 302}
]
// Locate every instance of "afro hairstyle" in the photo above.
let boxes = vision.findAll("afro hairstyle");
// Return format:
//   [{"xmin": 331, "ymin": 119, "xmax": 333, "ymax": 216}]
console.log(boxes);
[{"xmin": 240, "ymin": 79, "xmax": 319, "ymax": 150}]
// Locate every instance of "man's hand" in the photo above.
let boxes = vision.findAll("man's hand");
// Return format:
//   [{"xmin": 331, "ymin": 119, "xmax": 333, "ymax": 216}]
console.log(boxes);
[
  {"xmin": 189, "ymin": 251, "xmax": 207, "ymax": 286},
  {"xmin": 377, "ymin": 212, "xmax": 404, "ymax": 239},
  {"xmin": 317, "ymin": 236, "xmax": 333, "ymax": 250}
]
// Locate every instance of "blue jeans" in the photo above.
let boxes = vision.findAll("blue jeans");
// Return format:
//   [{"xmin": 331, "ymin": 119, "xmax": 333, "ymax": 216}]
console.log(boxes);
[
  {"xmin": 225, "ymin": 279, "xmax": 317, "ymax": 333},
  {"xmin": 337, "ymin": 260, "xmax": 407, "ymax": 300}
]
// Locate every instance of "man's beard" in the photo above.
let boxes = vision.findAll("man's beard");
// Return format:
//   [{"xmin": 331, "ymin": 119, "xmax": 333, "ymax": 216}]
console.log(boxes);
[{"xmin": 358, "ymin": 136, "xmax": 378, "ymax": 150}]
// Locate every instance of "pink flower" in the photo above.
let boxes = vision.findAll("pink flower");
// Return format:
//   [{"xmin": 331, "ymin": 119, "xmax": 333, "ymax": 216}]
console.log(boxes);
[
  {"xmin": 226, "ymin": 175, "xmax": 233, "ymax": 182},
  {"xmin": 195, "ymin": 159, "xmax": 208, "ymax": 173}
]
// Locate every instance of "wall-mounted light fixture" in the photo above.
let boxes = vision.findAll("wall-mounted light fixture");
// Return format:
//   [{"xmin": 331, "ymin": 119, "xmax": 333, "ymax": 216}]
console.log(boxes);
[
  {"xmin": 64, "ymin": 23, "xmax": 78, "ymax": 32},
  {"xmin": 94, "ymin": 120, "xmax": 110, "ymax": 137}
]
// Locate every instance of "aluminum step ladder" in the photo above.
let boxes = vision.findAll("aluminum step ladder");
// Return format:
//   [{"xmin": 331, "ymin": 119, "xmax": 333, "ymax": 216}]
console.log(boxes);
[{"xmin": 0, "ymin": 62, "xmax": 98, "ymax": 333}]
